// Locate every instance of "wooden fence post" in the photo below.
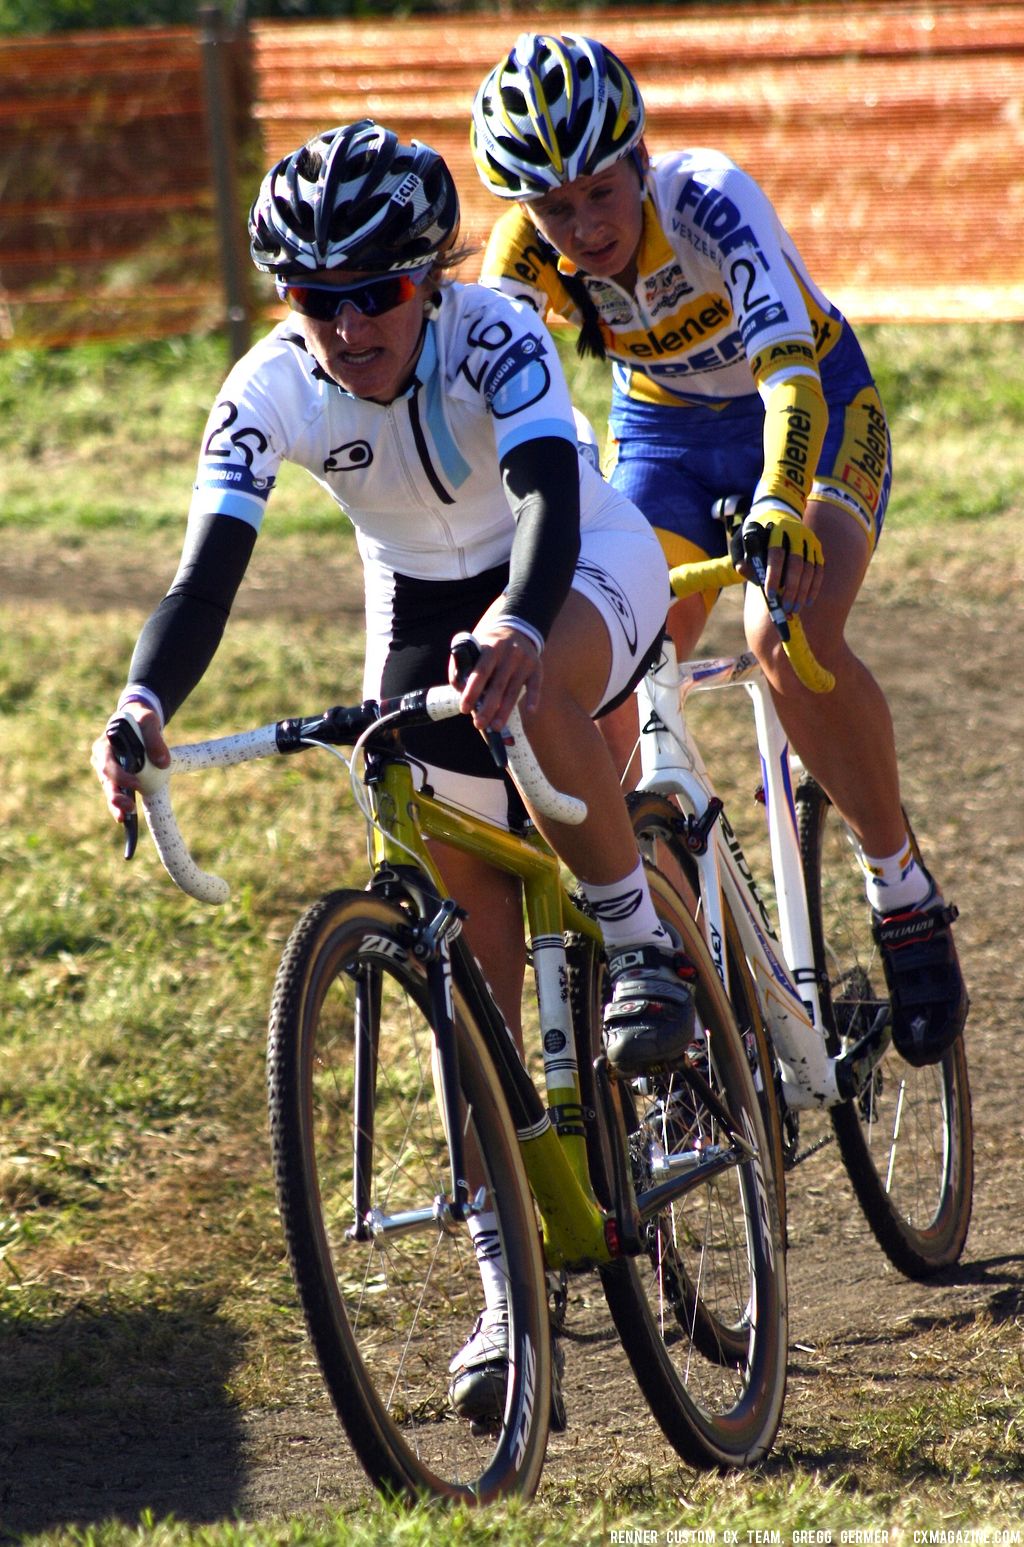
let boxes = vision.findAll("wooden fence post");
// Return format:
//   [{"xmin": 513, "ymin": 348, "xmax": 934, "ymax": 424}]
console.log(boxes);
[{"xmin": 199, "ymin": 4, "xmax": 252, "ymax": 362}]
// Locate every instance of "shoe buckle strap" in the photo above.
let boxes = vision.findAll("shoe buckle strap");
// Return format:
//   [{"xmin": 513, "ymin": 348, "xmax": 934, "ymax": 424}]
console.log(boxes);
[
  {"xmin": 608, "ymin": 944, "xmax": 697, "ymax": 980},
  {"xmin": 874, "ymin": 901, "xmax": 958, "ymax": 949}
]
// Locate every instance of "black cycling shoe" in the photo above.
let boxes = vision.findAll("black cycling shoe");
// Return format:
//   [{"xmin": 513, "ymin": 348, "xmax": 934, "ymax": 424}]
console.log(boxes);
[
  {"xmin": 872, "ymin": 886, "xmax": 968, "ymax": 1067},
  {"xmin": 603, "ymin": 942, "xmax": 698, "ymax": 1076}
]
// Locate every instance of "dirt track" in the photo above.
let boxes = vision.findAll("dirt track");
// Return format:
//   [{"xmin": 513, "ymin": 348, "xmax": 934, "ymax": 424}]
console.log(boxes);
[{"xmin": 1, "ymin": 534, "xmax": 1022, "ymax": 1533}]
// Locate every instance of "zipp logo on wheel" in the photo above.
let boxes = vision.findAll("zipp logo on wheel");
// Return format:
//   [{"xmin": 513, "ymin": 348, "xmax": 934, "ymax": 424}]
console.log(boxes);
[
  {"xmin": 511, "ymin": 1334, "xmax": 537, "ymax": 1469},
  {"xmin": 740, "ymin": 1106, "xmax": 776, "ymax": 1275},
  {"xmin": 359, "ymin": 933, "xmax": 407, "ymax": 962}
]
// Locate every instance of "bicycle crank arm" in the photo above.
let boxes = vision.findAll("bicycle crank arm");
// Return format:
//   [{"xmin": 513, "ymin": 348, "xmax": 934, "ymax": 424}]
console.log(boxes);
[{"xmin": 833, "ymin": 1005, "xmax": 892, "ymax": 1103}]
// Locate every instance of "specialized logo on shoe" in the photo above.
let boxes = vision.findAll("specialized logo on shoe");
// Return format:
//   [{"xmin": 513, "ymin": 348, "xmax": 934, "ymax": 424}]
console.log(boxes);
[
  {"xmin": 878, "ymin": 913, "xmax": 934, "ymax": 947},
  {"xmin": 876, "ymin": 902, "xmax": 957, "ymax": 949}
]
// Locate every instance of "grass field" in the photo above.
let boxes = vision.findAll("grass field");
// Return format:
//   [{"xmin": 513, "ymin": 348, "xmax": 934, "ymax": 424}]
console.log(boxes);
[{"xmin": 1, "ymin": 322, "xmax": 1022, "ymax": 1544}]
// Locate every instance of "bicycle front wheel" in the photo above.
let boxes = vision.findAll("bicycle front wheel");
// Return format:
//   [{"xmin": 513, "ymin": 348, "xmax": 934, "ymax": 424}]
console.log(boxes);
[
  {"xmin": 628, "ymin": 791, "xmax": 787, "ymax": 1233},
  {"xmin": 796, "ymin": 780, "xmax": 973, "ymax": 1277},
  {"xmin": 580, "ymin": 863, "xmax": 788, "ymax": 1470},
  {"xmin": 267, "ymin": 889, "xmax": 550, "ymax": 1503}
]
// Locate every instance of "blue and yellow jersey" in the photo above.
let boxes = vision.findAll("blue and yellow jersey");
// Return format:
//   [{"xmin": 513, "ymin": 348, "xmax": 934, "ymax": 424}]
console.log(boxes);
[{"xmin": 480, "ymin": 148, "xmax": 887, "ymax": 534}]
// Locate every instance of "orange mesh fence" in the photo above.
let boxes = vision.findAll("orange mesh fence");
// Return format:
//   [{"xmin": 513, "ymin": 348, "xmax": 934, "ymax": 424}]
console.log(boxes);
[
  {"xmin": 2, "ymin": 2, "xmax": 1022, "ymax": 349},
  {"xmin": 250, "ymin": 2, "xmax": 1024, "ymax": 324},
  {"xmin": 0, "ymin": 20, "xmax": 254, "ymax": 347}
]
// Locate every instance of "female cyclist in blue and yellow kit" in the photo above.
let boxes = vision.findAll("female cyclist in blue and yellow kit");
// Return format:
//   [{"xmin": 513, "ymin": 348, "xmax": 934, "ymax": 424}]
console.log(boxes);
[{"xmin": 471, "ymin": 33, "xmax": 966, "ymax": 1070}]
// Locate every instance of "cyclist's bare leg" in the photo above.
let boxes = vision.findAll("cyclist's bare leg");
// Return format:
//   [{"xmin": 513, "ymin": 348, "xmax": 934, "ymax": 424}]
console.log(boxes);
[
  {"xmin": 743, "ymin": 499, "xmax": 907, "ymax": 857},
  {"xmin": 427, "ymin": 838, "xmax": 526, "ymax": 1047},
  {"xmin": 425, "ymin": 583, "xmax": 663, "ymax": 1042},
  {"xmin": 597, "ymin": 591, "xmax": 708, "ymax": 789},
  {"xmin": 480, "ymin": 590, "xmax": 651, "ymax": 884}
]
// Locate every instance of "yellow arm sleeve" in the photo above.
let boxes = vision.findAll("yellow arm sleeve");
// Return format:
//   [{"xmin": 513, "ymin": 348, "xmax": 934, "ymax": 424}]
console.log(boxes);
[{"xmin": 754, "ymin": 371, "xmax": 828, "ymax": 520}]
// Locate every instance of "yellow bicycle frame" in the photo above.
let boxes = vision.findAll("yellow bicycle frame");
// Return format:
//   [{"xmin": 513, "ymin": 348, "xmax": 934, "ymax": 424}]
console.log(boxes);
[{"xmin": 364, "ymin": 754, "xmax": 616, "ymax": 1270}]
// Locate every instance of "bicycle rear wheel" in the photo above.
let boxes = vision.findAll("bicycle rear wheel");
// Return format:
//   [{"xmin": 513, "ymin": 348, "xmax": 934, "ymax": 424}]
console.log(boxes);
[
  {"xmin": 267, "ymin": 889, "xmax": 551, "ymax": 1503},
  {"xmin": 796, "ymin": 780, "xmax": 973, "ymax": 1276},
  {"xmin": 576, "ymin": 862, "xmax": 788, "ymax": 1470}
]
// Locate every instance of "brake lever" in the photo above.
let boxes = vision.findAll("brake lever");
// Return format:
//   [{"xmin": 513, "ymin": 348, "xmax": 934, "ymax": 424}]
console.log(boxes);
[
  {"xmin": 735, "ymin": 521, "xmax": 792, "ymax": 645},
  {"xmin": 105, "ymin": 713, "xmax": 146, "ymax": 861},
  {"xmin": 449, "ymin": 632, "xmax": 508, "ymax": 772},
  {"xmin": 747, "ymin": 553, "xmax": 792, "ymax": 643}
]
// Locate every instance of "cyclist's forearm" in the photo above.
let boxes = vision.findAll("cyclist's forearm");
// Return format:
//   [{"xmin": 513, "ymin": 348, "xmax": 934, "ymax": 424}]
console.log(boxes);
[
  {"xmin": 127, "ymin": 591, "xmax": 230, "ymax": 725},
  {"xmin": 753, "ymin": 373, "xmax": 828, "ymax": 520},
  {"xmin": 125, "ymin": 510, "xmax": 257, "ymax": 725},
  {"xmin": 501, "ymin": 437, "xmax": 581, "ymax": 643}
]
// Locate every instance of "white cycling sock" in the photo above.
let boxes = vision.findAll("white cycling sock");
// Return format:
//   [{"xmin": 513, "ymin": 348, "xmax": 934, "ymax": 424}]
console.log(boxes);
[
  {"xmin": 581, "ymin": 857, "xmax": 672, "ymax": 951},
  {"xmin": 857, "ymin": 836, "xmax": 933, "ymax": 914},
  {"xmin": 469, "ymin": 1211, "xmax": 508, "ymax": 1314}
]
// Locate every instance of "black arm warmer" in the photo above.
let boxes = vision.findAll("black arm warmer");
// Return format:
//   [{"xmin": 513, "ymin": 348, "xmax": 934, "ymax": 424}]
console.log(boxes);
[
  {"xmin": 127, "ymin": 511, "xmax": 257, "ymax": 724},
  {"xmin": 500, "ymin": 436, "xmax": 582, "ymax": 643}
]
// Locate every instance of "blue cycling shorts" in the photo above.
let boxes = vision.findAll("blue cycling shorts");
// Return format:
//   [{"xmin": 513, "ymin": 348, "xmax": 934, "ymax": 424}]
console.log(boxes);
[
  {"xmin": 607, "ymin": 394, "xmax": 767, "ymax": 569},
  {"xmin": 606, "ymin": 336, "xmax": 891, "ymax": 575}
]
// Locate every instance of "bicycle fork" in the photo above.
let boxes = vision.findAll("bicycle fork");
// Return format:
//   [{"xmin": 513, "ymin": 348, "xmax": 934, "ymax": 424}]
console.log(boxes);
[{"xmin": 348, "ymin": 899, "xmax": 487, "ymax": 1246}]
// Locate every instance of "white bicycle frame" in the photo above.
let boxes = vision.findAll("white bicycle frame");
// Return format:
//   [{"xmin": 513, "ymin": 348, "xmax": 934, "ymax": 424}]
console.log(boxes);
[{"xmin": 636, "ymin": 636, "xmax": 868, "ymax": 1112}]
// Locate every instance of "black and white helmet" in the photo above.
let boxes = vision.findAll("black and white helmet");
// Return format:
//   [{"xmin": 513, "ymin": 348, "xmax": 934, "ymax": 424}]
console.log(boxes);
[
  {"xmin": 471, "ymin": 33, "xmax": 645, "ymax": 201},
  {"xmin": 248, "ymin": 119, "xmax": 460, "ymax": 276}
]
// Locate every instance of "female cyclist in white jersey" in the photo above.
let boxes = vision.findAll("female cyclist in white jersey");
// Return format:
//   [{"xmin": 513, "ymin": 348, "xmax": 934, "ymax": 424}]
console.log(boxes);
[
  {"xmin": 471, "ymin": 35, "xmax": 967, "ymax": 1072},
  {"xmin": 91, "ymin": 120, "xmax": 703, "ymax": 1422}
]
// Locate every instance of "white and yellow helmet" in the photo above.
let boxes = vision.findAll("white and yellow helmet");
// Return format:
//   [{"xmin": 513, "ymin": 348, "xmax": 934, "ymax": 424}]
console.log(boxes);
[{"xmin": 471, "ymin": 33, "xmax": 645, "ymax": 201}]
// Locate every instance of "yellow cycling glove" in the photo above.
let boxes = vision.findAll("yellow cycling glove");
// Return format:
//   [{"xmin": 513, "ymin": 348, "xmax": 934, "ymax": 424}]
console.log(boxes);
[{"xmin": 730, "ymin": 508, "xmax": 825, "ymax": 573}]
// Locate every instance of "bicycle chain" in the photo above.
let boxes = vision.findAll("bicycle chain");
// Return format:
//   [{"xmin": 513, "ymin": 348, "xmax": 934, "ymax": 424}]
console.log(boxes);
[{"xmin": 789, "ymin": 1131, "xmax": 836, "ymax": 1167}]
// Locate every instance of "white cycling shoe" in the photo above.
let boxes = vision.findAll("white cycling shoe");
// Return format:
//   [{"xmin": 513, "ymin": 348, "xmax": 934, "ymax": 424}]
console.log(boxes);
[
  {"xmin": 448, "ymin": 1305, "xmax": 569, "ymax": 1433},
  {"xmin": 447, "ymin": 1307, "xmax": 509, "ymax": 1425}
]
